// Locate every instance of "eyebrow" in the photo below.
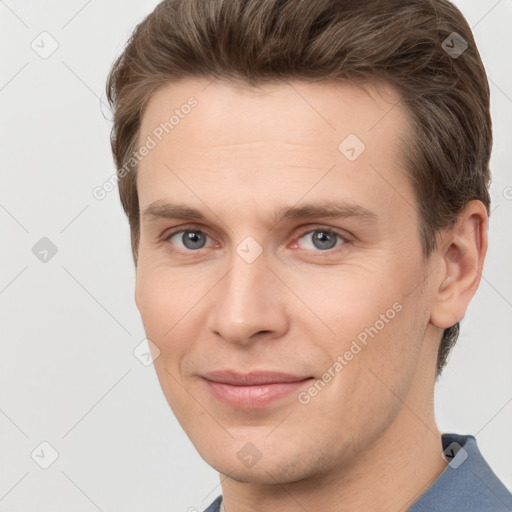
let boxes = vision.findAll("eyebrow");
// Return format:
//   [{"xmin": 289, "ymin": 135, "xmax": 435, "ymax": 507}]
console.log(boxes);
[{"xmin": 141, "ymin": 199, "xmax": 378, "ymax": 226}]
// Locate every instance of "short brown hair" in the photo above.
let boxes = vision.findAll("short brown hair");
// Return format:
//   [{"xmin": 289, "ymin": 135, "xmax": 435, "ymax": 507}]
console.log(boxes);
[{"xmin": 105, "ymin": 0, "xmax": 492, "ymax": 378}]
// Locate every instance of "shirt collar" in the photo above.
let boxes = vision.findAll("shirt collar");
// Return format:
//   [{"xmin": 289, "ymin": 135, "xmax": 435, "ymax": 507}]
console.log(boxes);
[{"xmin": 408, "ymin": 433, "xmax": 512, "ymax": 511}]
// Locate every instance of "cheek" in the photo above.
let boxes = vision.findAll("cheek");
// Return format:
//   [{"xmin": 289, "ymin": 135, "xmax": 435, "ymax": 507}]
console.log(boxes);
[
  {"xmin": 135, "ymin": 267, "xmax": 201, "ymax": 419},
  {"xmin": 135, "ymin": 266, "xmax": 197, "ymax": 365},
  {"xmin": 281, "ymin": 261, "xmax": 404, "ymax": 347},
  {"xmin": 136, "ymin": 261, "xmax": 200, "ymax": 332},
  {"xmin": 345, "ymin": 282, "xmax": 429, "ymax": 409},
  {"xmin": 302, "ymin": 259, "xmax": 428, "ymax": 397},
  {"xmin": 316, "ymin": 295, "xmax": 426, "ymax": 447},
  {"xmin": 135, "ymin": 270, "xmax": 168, "ymax": 338}
]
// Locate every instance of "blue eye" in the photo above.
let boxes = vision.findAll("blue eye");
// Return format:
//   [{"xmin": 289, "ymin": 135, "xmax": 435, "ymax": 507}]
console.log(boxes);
[
  {"xmin": 167, "ymin": 229, "xmax": 211, "ymax": 251},
  {"xmin": 164, "ymin": 225, "xmax": 347, "ymax": 255},
  {"xmin": 296, "ymin": 229, "xmax": 346, "ymax": 251}
]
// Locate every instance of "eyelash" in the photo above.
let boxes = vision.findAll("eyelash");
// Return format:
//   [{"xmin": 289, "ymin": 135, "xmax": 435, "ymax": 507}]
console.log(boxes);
[{"xmin": 162, "ymin": 224, "xmax": 349, "ymax": 257}]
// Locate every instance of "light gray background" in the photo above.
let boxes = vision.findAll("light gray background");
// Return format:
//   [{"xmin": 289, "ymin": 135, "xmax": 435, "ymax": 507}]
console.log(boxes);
[{"xmin": 1, "ymin": 1, "xmax": 511, "ymax": 511}]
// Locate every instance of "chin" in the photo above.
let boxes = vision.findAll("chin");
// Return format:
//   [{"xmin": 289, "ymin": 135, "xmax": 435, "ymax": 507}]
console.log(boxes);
[{"xmin": 204, "ymin": 449, "xmax": 321, "ymax": 485}]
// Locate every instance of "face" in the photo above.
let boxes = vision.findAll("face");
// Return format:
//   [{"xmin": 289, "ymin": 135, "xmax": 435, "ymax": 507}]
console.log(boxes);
[{"xmin": 134, "ymin": 78, "xmax": 439, "ymax": 483}]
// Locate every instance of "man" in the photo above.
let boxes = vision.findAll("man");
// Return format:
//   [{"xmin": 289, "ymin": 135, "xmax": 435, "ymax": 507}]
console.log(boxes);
[{"xmin": 105, "ymin": 0, "xmax": 512, "ymax": 510}]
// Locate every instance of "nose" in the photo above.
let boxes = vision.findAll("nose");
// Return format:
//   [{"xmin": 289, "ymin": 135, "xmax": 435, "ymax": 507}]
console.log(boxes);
[{"xmin": 206, "ymin": 250, "xmax": 290, "ymax": 346}]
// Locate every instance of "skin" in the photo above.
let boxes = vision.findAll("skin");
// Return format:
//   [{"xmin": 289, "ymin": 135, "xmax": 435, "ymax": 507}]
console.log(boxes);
[{"xmin": 134, "ymin": 77, "xmax": 487, "ymax": 511}]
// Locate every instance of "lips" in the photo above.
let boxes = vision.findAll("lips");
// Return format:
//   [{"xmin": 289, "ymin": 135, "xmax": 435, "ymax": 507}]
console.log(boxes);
[
  {"xmin": 202, "ymin": 370, "xmax": 311, "ymax": 385},
  {"xmin": 201, "ymin": 370, "xmax": 314, "ymax": 409}
]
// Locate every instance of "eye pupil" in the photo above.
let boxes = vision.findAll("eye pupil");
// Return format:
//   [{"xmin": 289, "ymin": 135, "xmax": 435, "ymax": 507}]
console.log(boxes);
[
  {"xmin": 183, "ymin": 231, "xmax": 206, "ymax": 249},
  {"xmin": 313, "ymin": 231, "xmax": 337, "ymax": 250}
]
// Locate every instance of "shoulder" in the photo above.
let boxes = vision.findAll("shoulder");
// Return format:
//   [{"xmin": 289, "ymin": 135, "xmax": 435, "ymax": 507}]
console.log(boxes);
[
  {"xmin": 201, "ymin": 495, "xmax": 222, "ymax": 512},
  {"xmin": 408, "ymin": 433, "xmax": 512, "ymax": 512}
]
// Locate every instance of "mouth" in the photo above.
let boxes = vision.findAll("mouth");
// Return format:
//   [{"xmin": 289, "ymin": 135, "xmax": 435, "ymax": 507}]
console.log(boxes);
[{"xmin": 201, "ymin": 370, "xmax": 315, "ymax": 409}]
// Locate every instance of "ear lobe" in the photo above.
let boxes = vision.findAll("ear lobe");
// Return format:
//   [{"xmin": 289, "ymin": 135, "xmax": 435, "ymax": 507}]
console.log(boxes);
[{"xmin": 430, "ymin": 201, "xmax": 488, "ymax": 329}]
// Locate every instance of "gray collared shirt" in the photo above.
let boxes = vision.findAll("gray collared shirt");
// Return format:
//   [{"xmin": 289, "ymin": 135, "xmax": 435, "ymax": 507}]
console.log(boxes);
[{"xmin": 202, "ymin": 433, "xmax": 512, "ymax": 511}]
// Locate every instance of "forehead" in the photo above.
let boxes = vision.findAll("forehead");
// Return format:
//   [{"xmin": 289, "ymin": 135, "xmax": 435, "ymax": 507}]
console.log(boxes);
[
  {"xmin": 136, "ymin": 78, "xmax": 415, "ymax": 224},
  {"xmin": 140, "ymin": 77, "xmax": 407, "ymax": 152}
]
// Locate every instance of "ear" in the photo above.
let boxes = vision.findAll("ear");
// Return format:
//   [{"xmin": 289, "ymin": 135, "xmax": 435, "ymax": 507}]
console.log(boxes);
[{"xmin": 430, "ymin": 200, "xmax": 488, "ymax": 329}]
